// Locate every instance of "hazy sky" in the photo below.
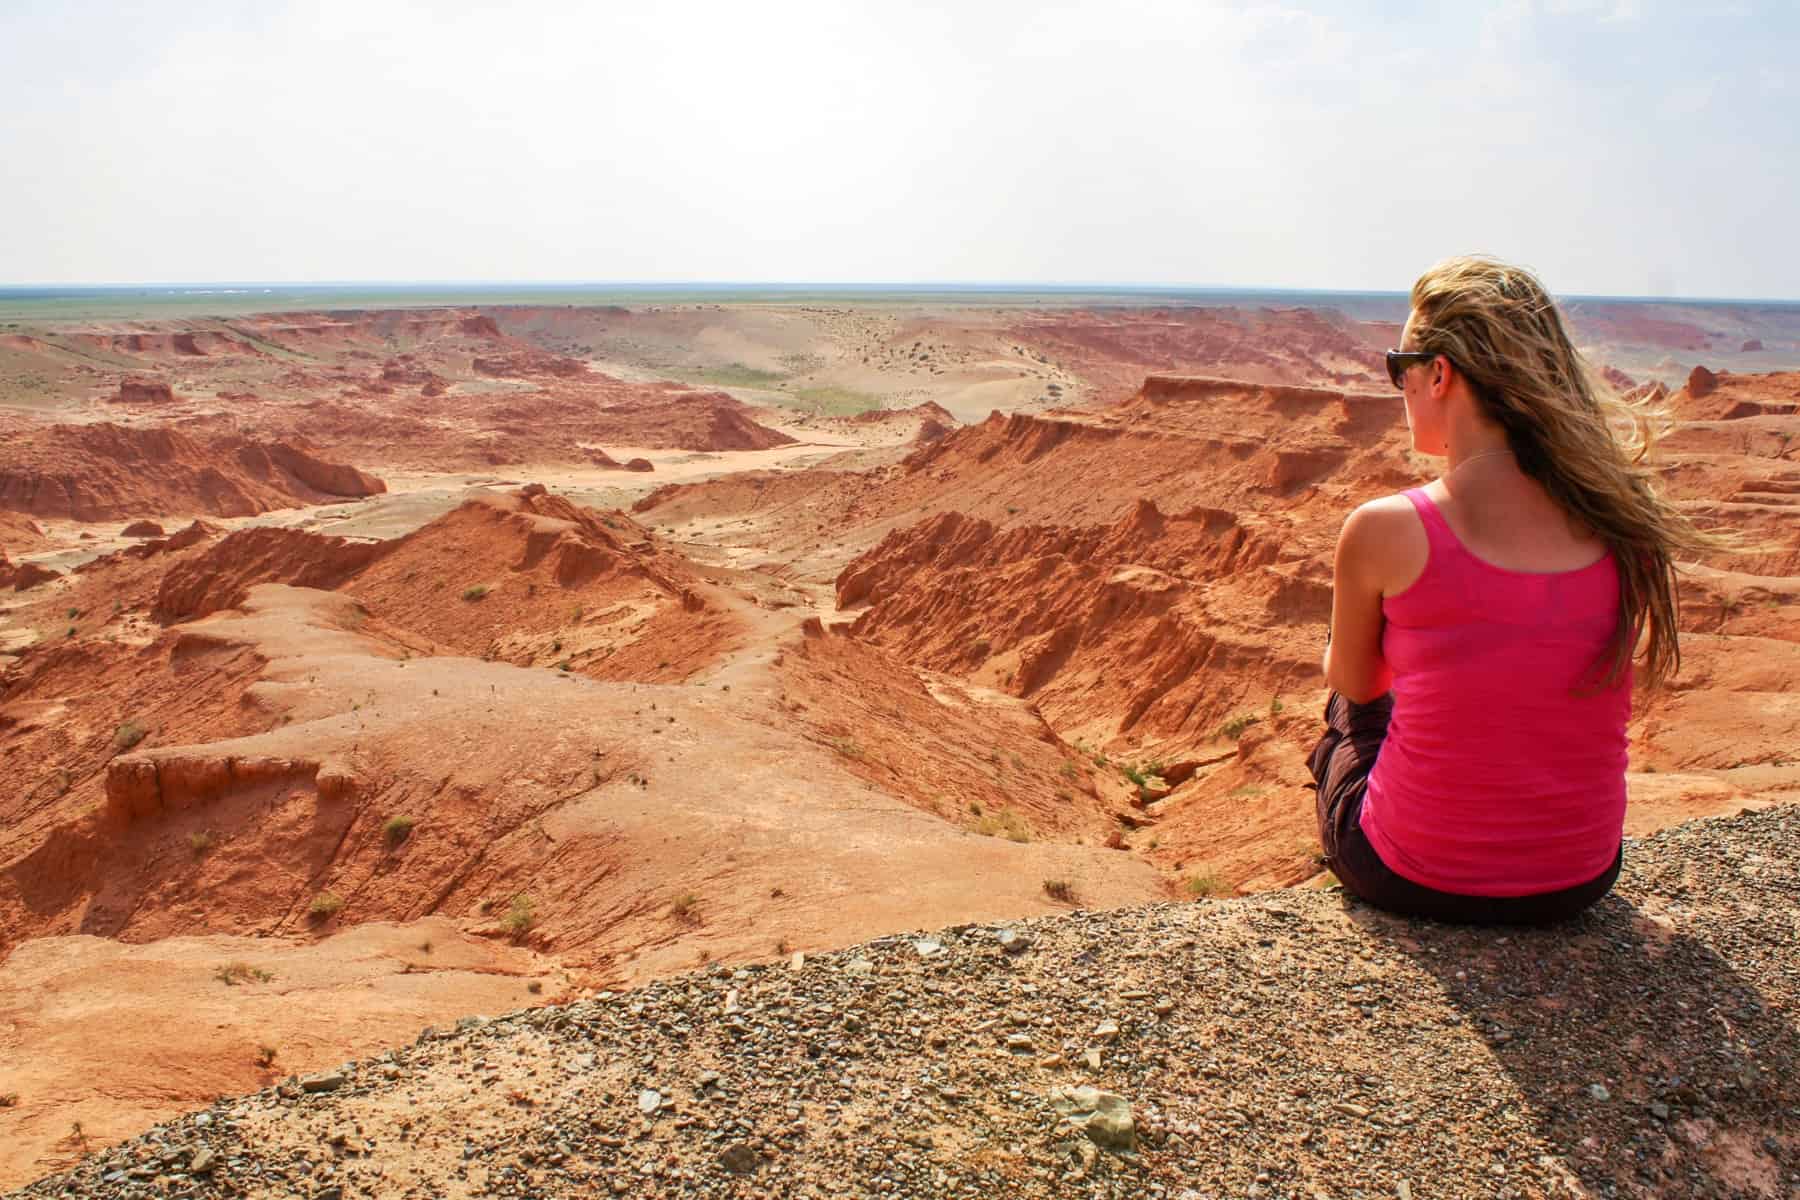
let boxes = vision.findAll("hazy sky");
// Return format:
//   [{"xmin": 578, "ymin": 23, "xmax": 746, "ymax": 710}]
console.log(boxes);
[{"xmin": 3, "ymin": 1, "xmax": 1794, "ymax": 297}]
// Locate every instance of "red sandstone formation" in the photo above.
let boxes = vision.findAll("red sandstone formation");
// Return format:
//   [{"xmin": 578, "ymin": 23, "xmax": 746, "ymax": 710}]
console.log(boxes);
[
  {"xmin": 112, "ymin": 378, "xmax": 176, "ymax": 405},
  {"xmin": 840, "ymin": 498, "xmax": 1292, "ymax": 737},
  {"xmin": 180, "ymin": 377, "xmax": 793, "ymax": 469},
  {"xmin": 1668, "ymin": 368, "xmax": 1800, "ymax": 422},
  {"xmin": 340, "ymin": 485, "xmax": 729, "ymax": 680},
  {"xmin": 579, "ymin": 448, "xmax": 654, "ymax": 471},
  {"xmin": 590, "ymin": 389, "xmax": 797, "ymax": 453},
  {"xmin": 0, "ymin": 554, "xmax": 61, "ymax": 591},
  {"xmin": 76, "ymin": 518, "xmax": 225, "ymax": 574},
  {"xmin": 851, "ymin": 401, "xmax": 958, "ymax": 426},
  {"xmin": 1600, "ymin": 364, "xmax": 1637, "ymax": 392},
  {"xmin": 0, "ymin": 423, "xmax": 385, "ymax": 521},
  {"xmin": 120, "ymin": 520, "xmax": 164, "ymax": 538},
  {"xmin": 472, "ymin": 351, "xmax": 588, "ymax": 378},
  {"xmin": 153, "ymin": 528, "xmax": 390, "ymax": 622},
  {"xmin": 0, "ymin": 511, "xmax": 50, "ymax": 553},
  {"xmin": 1005, "ymin": 306, "xmax": 1391, "ymax": 402}
]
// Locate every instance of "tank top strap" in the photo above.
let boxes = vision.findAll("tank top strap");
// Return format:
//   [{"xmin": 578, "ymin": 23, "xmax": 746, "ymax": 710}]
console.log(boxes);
[{"xmin": 1400, "ymin": 487, "xmax": 1457, "ymax": 556}]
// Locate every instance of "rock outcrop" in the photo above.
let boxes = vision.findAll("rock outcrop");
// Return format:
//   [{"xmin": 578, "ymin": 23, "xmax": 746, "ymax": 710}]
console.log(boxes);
[
  {"xmin": 0, "ymin": 552, "xmax": 60, "ymax": 591},
  {"xmin": 472, "ymin": 351, "xmax": 588, "ymax": 378},
  {"xmin": 111, "ymin": 377, "xmax": 176, "ymax": 405},
  {"xmin": 153, "ymin": 527, "xmax": 389, "ymax": 622},
  {"xmin": 0, "ymin": 423, "xmax": 385, "ymax": 521}
]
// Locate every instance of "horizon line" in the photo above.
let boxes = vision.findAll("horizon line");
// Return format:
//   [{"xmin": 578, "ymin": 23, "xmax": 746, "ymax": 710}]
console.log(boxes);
[{"xmin": 3, "ymin": 279, "xmax": 1798, "ymax": 306}]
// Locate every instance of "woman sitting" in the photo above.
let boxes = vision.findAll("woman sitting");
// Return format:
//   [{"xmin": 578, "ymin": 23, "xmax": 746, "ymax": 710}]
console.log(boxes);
[{"xmin": 1308, "ymin": 256, "xmax": 1715, "ymax": 924}]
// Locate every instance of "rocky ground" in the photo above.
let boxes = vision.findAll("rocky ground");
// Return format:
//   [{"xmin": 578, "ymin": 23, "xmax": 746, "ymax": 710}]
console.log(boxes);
[{"xmin": 11, "ymin": 805, "xmax": 1796, "ymax": 1200}]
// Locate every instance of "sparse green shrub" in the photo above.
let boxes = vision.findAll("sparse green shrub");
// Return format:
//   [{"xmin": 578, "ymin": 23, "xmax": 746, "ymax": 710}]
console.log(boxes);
[
  {"xmin": 668, "ymin": 891, "xmax": 701, "ymax": 924},
  {"xmin": 1043, "ymin": 878, "xmax": 1076, "ymax": 903},
  {"xmin": 1185, "ymin": 872, "xmax": 1225, "ymax": 898},
  {"xmin": 1269, "ymin": 696, "xmax": 1284, "ymax": 715},
  {"xmin": 503, "ymin": 894, "xmax": 536, "ymax": 938},
  {"xmin": 215, "ymin": 961, "xmax": 274, "ymax": 986},
  {"xmin": 113, "ymin": 719, "xmax": 148, "ymax": 751},
  {"xmin": 1219, "ymin": 714, "xmax": 1261, "ymax": 740},
  {"xmin": 383, "ymin": 815, "xmax": 416, "ymax": 847},
  {"xmin": 974, "ymin": 809, "xmax": 1032, "ymax": 842},
  {"xmin": 829, "ymin": 736, "xmax": 865, "ymax": 759},
  {"xmin": 308, "ymin": 893, "xmax": 345, "ymax": 922},
  {"xmin": 187, "ymin": 830, "xmax": 215, "ymax": 858},
  {"xmin": 255, "ymin": 1045, "xmax": 278, "ymax": 1068},
  {"xmin": 462, "ymin": 584, "xmax": 490, "ymax": 602}
]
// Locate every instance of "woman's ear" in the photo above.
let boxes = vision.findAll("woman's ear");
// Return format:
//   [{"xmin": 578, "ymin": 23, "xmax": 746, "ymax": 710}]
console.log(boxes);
[{"xmin": 1429, "ymin": 355, "xmax": 1454, "ymax": 401}]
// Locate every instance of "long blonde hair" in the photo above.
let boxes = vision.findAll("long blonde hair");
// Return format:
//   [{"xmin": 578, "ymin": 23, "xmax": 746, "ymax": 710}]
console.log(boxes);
[{"xmin": 1406, "ymin": 255, "xmax": 1721, "ymax": 690}]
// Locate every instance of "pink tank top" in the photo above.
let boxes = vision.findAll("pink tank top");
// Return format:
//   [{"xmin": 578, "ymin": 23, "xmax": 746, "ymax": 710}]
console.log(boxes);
[{"xmin": 1359, "ymin": 488, "xmax": 1630, "ymax": 896}]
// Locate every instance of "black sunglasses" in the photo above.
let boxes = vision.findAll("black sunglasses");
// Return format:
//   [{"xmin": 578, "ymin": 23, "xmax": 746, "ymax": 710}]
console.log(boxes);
[{"xmin": 1385, "ymin": 350, "xmax": 1439, "ymax": 390}]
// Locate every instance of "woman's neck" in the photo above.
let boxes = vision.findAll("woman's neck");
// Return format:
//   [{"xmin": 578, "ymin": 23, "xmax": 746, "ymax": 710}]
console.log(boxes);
[{"xmin": 1445, "ymin": 444, "xmax": 1514, "ymax": 477}]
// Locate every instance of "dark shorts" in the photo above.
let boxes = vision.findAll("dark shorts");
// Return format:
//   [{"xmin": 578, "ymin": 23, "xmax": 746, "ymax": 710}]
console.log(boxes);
[{"xmin": 1305, "ymin": 691, "xmax": 1621, "ymax": 926}]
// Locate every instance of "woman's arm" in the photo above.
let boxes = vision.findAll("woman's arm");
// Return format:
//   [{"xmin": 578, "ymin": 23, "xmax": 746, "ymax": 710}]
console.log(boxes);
[{"xmin": 1324, "ymin": 500, "xmax": 1398, "ymax": 702}]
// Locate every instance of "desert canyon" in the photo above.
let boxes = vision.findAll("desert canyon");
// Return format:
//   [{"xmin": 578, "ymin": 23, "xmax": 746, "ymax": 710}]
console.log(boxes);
[{"xmin": 1, "ymin": 295, "xmax": 1797, "ymax": 1199}]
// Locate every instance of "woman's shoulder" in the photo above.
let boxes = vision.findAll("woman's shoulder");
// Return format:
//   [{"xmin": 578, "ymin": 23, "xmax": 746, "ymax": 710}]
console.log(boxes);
[
  {"xmin": 1341, "ymin": 489, "xmax": 1429, "ymax": 541},
  {"xmin": 1337, "ymin": 491, "xmax": 1430, "ymax": 598}
]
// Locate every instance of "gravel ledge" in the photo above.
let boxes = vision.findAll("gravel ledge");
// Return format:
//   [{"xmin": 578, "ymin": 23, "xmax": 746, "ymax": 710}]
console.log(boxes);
[{"xmin": 12, "ymin": 806, "xmax": 1799, "ymax": 1200}]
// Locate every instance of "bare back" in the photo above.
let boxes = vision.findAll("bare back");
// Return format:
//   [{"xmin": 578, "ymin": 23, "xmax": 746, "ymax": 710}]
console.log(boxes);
[{"xmin": 1422, "ymin": 471, "xmax": 1607, "ymax": 575}]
